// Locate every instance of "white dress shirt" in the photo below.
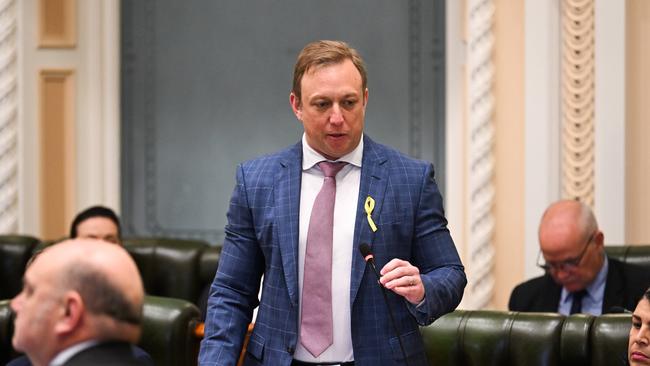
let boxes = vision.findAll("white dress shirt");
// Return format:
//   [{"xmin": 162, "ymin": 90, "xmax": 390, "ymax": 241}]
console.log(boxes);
[
  {"xmin": 294, "ymin": 134, "xmax": 362, "ymax": 363},
  {"xmin": 49, "ymin": 340, "xmax": 99, "ymax": 366}
]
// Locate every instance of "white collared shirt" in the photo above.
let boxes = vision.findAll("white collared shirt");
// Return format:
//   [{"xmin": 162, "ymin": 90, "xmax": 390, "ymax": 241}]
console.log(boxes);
[
  {"xmin": 294, "ymin": 134, "xmax": 363, "ymax": 363},
  {"xmin": 49, "ymin": 340, "xmax": 100, "ymax": 366}
]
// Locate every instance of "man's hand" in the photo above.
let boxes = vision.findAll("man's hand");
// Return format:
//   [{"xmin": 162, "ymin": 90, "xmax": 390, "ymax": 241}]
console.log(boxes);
[{"xmin": 379, "ymin": 259, "xmax": 424, "ymax": 304}]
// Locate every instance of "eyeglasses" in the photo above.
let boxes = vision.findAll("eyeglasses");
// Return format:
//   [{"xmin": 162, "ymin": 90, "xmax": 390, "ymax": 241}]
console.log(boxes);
[{"xmin": 536, "ymin": 231, "xmax": 597, "ymax": 272}]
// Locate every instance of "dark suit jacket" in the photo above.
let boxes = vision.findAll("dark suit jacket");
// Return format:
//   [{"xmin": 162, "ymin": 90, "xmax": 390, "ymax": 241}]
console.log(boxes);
[
  {"xmin": 199, "ymin": 136, "xmax": 467, "ymax": 365},
  {"xmin": 7, "ymin": 343, "xmax": 153, "ymax": 366},
  {"xmin": 508, "ymin": 257, "xmax": 650, "ymax": 313},
  {"xmin": 64, "ymin": 342, "xmax": 148, "ymax": 366}
]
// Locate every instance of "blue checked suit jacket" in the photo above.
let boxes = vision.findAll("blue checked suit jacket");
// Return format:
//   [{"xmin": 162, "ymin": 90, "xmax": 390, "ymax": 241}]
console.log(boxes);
[{"xmin": 199, "ymin": 136, "xmax": 466, "ymax": 366}]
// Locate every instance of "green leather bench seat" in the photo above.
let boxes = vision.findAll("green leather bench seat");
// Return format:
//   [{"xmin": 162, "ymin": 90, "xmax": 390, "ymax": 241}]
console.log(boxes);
[
  {"xmin": 421, "ymin": 310, "xmax": 631, "ymax": 366},
  {"xmin": 0, "ymin": 296, "xmax": 201, "ymax": 366}
]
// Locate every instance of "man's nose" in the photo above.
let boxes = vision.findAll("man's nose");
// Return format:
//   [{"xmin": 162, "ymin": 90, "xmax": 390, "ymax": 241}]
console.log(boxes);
[
  {"xmin": 329, "ymin": 104, "xmax": 344, "ymax": 124},
  {"xmin": 10, "ymin": 293, "xmax": 23, "ymax": 312},
  {"xmin": 553, "ymin": 267, "xmax": 571, "ymax": 281}
]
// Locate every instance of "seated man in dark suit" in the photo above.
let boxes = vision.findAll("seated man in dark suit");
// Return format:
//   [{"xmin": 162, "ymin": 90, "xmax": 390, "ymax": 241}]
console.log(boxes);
[
  {"xmin": 10, "ymin": 239, "xmax": 148, "ymax": 366},
  {"xmin": 509, "ymin": 199, "xmax": 650, "ymax": 315}
]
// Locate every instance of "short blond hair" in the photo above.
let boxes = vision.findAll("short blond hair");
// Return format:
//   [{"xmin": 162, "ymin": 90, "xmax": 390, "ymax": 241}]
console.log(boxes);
[{"xmin": 291, "ymin": 40, "xmax": 367, "ymax": 104}]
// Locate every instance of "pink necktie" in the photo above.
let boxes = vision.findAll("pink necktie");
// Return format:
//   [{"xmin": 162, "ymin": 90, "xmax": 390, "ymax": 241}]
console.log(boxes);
[{"xmin": 300, "ymin": 161, "xmax": 347, "ymax": 357}]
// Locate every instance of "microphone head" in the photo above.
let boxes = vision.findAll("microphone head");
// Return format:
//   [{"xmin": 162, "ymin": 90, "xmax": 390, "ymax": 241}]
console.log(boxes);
[
  {"xmin": 608, "ymin": 306, "xmax": 632, "ymax": 314},
  {"xmin": 359, "ymin": 243, "xmax": 373, "ymax": 262}
]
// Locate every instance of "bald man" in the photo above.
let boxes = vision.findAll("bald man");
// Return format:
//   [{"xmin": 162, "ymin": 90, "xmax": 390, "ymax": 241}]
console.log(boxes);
[
  {"xmin": 10, "ymin": 239, "xmax": 147, "ymax": 366},
  {"xmin": 509, "ymin": 199, "xmax": 650, "ymax": 315}
]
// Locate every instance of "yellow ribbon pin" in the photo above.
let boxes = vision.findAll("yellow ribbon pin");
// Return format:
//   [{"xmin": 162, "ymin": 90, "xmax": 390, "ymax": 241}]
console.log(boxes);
[{"xmin": 364, "ymin": 196, "xmax": 378, "ymax": 232}]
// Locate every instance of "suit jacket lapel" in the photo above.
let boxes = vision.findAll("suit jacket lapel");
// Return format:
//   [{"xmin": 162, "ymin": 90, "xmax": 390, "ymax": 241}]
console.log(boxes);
[
  {"xmin": 602, "ymin": 258, "xmax": 625, "ymax": 313},
  {"xmin": 540, "ymin": 277, "xmax": 563, "ymax": 311},
  {"xmin": 350, "ymin": 136, "xmax": 389, "ymax": 304},
  {"xmin": 275, "ymin": 142, "xmax": 302, "ymax": 307}
]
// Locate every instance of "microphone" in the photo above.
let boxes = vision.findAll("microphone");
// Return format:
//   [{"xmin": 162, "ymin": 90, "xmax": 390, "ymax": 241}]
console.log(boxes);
[
  {"xmin": 608, "ymin": 306, "xmax": 632, "ymax": 314},
  {"xmin": 359, "ymin": 244, "xmax": 410, "ymax": 366}
]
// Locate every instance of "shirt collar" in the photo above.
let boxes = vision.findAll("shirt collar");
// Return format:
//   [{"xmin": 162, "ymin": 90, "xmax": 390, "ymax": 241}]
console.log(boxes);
[
  {"xmin": 301, "ymin": 133, "xmax": 363, "ymax": 170},
  {"xmin": 49, "ymin": 340, "xmax": 100, "ymax": 366},
  {"xmin": 560, "ymin": 255, "xmax": 609, "ymax": 304}
]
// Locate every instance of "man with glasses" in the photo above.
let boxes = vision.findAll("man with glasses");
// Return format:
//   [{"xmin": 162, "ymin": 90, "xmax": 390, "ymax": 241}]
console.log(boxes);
[{"xmin": 509, "ymin": 199, "xmax": 650, "ymax": 315}]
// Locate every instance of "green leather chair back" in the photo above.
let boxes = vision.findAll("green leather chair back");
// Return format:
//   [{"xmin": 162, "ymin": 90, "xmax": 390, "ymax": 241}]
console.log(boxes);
[
  {"xmin": 123, "ymin": 238, "xmax": 209, "ymax": 304},
  {"xmin": 590, "ymin": 314, "xmax": 631, "ymax": 366},
  {"xmin": 0, "ymin": 299, "xmax": 17, "ymax": 364},
  {"xmin": 606, "ymin": 245, "xmax": 650, "ymax": 268},
  {"xmin": 0, "ymin": 235, "xmax": 40, "ymax": 300},
  {"xmin": 422, "ymin": 310, "xmax": 566, "ymax": 366},
  {"xmin": 421, "ymin": 310, "xmax": 631, "ymax": 366},
  {"xmin": 559, "ymin": 314, "xmax": 593, "ymax": 366},
  {"xmin": 140, "ymin": 295, "xmax": 201, "ymax": 366},
  {"xmin": 199, "ymin": 245, "xmax": 221, "ymax": 290}
]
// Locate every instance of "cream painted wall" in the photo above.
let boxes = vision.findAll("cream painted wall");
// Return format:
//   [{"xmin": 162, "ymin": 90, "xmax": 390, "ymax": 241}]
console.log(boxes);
[
  {"xmin": 595, "ymin": 0, "xmax": 626, "ymax": 244},
  {"xmin": 493, "ymin": 0, "xmax": 525, "ymax": 310}
]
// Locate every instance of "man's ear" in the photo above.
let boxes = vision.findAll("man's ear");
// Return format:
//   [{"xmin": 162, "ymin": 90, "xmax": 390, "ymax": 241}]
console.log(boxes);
[
  {"xmin": 594, "ymin": 230, "xmax": 605, "ymax": 247},
  {"xmin": 54, "ymin": 291, "xmax": 84, "ymax": 336},
  {"xmin": 290, "ymin": 92, "xmax": 302, "ymax": 120}
]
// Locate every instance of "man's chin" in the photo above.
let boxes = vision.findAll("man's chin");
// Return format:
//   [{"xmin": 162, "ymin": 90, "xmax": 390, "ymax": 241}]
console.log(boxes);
[
  {"xmin": 552, "ymin": 277, "xmax": 581, "ymax": 292},
  {"xmin": 12, "ymin": 336, "xmax": 24, "ymax": 352},
  {"xmin": 562, "ymin": 283, "xmax": 583, "ymax": 293}
]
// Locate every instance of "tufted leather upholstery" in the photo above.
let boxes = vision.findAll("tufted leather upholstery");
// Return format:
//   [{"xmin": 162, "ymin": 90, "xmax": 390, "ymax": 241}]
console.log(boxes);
[
  {"xmin": 122, "ymin": 238, "xmax": 211, "ymax": 305},
  {"xmin": 0, "ymin": 296, "xmax": 201, "ymax": 366},
  {"xmin": 199, "ymin": 245, "xmax": 221, "ymax": 290},
  {"xmin": 606, "ymin": 245, "xmax": 650, "ymax": 268},
  {"xmin": 0, "ymin": 298, "xmax": 17, "ymax": 363},
  {"xmin": 590, "ymin": 313, "xmax": 631, "ymax": 366},
  {"xmin": 421, "ymin": 310, "xmax": 631, "ymax": 366},
  {"xmin": 0, "ymin": 236, "xmax": 40, "ymax": 301},
  {"xmin": 140, "ymin": 295, "xmax": 202, "ymax": 366}
]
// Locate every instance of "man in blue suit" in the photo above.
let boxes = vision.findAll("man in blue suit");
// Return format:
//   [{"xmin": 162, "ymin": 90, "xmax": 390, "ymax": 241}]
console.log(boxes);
[{"xmin": 200, "ymin": 40, "xmax": 466, "ymax": 366}]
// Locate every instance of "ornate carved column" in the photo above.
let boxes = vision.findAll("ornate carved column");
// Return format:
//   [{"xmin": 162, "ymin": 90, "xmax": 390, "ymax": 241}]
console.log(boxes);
[
  {"xmin": 561, "ymin": 0, "xmax": 595, "ymax": 205},
  {"xmin": 465, "ymin": 0, "xmax": 496, "ymax": 309},
  {"xmin": 0, "ymin": 0, "xmax": 18, "ymax": 233}
]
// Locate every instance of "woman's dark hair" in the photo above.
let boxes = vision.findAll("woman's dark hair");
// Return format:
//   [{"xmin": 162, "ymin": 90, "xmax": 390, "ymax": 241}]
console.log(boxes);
[{"xmin": 69, "ymin": 206, "xmax": 121, "ymax": 239}]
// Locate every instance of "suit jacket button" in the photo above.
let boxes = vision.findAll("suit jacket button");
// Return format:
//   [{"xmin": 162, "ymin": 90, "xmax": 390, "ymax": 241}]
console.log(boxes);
[{"xmin": 287, "ymin": 346, "xmax": 294, "ymax": 355}]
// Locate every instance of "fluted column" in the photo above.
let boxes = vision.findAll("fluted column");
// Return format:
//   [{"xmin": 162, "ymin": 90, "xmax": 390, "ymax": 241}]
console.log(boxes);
[
  {"xmin": 0, "ymin": 0, "xmax": 18, "ymax": 233},
  {"xmin": 465, "ymin": 0, "xmax": 496, "ymax": 309}
]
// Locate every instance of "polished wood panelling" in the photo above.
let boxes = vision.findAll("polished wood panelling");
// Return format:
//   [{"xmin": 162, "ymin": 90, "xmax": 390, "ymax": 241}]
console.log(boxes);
[
  {"xmin": 38, "ymin": 0, "xmax": 76, "ymax": 48},
  {"xmin": 39, "ymin": 70, "xmax": 75, "ymax": 240},
  {"xmin": 626, "ymin": 0, "xmax": 650, "ymax": 244}
]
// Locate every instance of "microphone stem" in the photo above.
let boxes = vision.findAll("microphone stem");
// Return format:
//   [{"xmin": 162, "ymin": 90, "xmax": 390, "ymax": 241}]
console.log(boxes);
[{"xmin": 367, "ymin": 261, "xmax": 410, "ymax": 366}]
